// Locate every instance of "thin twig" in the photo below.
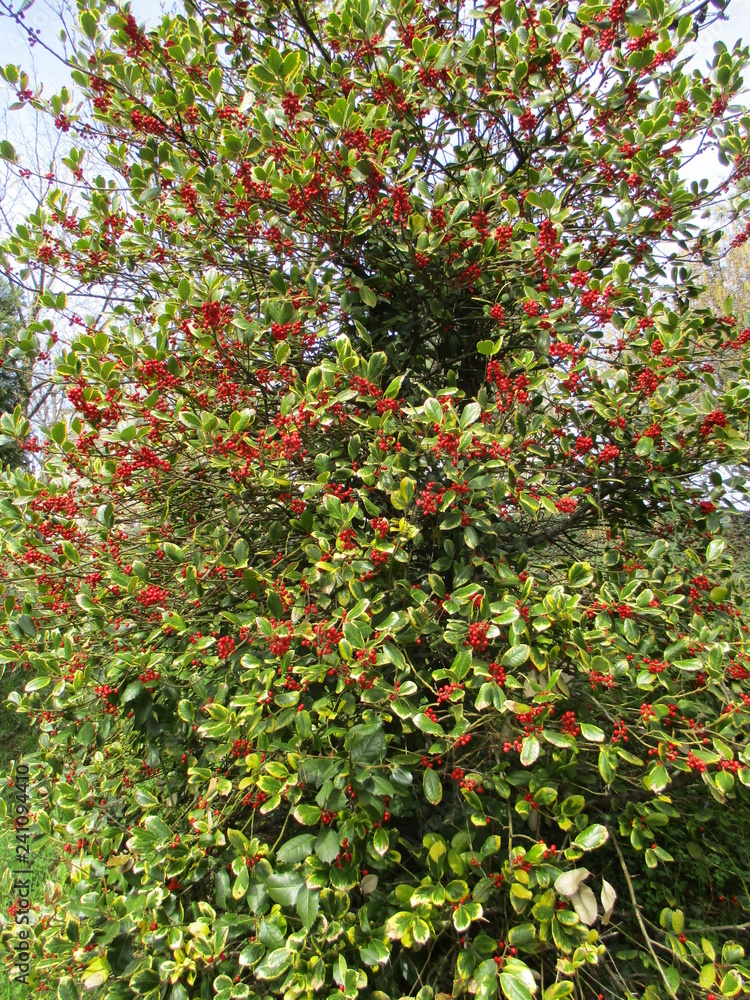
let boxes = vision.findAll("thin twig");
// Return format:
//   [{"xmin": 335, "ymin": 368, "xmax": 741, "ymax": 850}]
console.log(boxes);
[{"xmin": 608, "ymin": 826, "xmax": 676, "ymax": 997}]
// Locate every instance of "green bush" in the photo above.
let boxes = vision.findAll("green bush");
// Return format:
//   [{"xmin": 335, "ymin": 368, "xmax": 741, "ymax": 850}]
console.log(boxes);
[{"xmin": 1, "ymin": 2, "xmax": 750, "ymax": 999}]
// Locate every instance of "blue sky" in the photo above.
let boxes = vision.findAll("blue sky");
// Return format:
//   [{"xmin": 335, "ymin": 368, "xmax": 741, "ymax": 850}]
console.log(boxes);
[{"xmin": 0, "ymin": 0, "xmax": 160, "ymax": 94}]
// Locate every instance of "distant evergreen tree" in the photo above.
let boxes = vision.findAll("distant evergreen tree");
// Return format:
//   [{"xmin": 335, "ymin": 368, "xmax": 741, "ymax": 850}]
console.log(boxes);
[{"xmin": 0, "ymin": 281, "xmax": 30, "ymax": 469}]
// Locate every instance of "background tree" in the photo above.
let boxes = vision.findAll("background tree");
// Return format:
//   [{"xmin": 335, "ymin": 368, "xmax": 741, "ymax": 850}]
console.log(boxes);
[
  {"xmin": 0, "ymin": 280, "xmax": 31, "ymax": 468},
  {"xmin": 0, "ymin": 3, "xmax": 749, "ymax": 1000}
]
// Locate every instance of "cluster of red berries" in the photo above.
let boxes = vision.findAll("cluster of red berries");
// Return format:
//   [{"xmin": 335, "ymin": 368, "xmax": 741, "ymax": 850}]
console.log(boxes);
[
  {"xmin": 130, "ymin": 109, "xmax": 167, "ymax": 136},
  {"xmin": 611, "ymin": 720, "xmax": 628, "ymax": 744},
  {"xmin": 515, "ymin": 704, "xmax": 545, "ymax": 734},
  {"xmin": 370, "ymin": 517, "xmax": 389, "ymax": 537},
  {"xmin": 642, "ymin": 656, "xmax": 667, "ymax": 674},
  {"xmin": 217, "ymin": 636, "xmax": 235, "ymax": 659},
  {"xmin": 699, "ymin": 410, "xmax": 727, "ymax": 435},
  {"xmin": 415, "ymin": 482, "xmax": 448, "ymax": 516},
  {"xmin": 436, "ymin": 681, "xmax": 463, "ymax": 703},
  {"xmin": 231, "ymin": 738, "xmax": 251, "ymax": 758},
  {"xmin": 94, "ymin": 683, "xmax": 118, "ymax": 714},
  {"xmin": 63, "ymin": 837, "xmax": 89, "ymax": 854},
  {"xmin": 555, "ymin": 496, "xmax": 578, "ymax": 513},
  {"xmin": 421, "ymin": 755, "xmax": 443, "ymax": 769},
  {"xmin": 598, "ymin": 444, "xmax": 620, "ymax": 463},
  {"xmin": 465, "ymin": 622, "xmax": 489, "ymax": 652},
  {"xmin": 242, "ymin": 790, "xmax": 267, "ymax": 810},
  {"xmin": 488, "ymin": 662, "xmax": 506, "ymax": 686},
  {"xmin": 269, "ymin": 633, "xmax": 291, "ymax": 657},
  {"xmin": 281, "ymin": 91, "xmax": 301, "ymax": 118},
  {"xmin": 717, "ymin": 759, "xmax": 743, "ymax": 774},
  {"xmin": 137, "ymin": 585, "xmax": 170, "ymax": 608},
  {"xmin": 589, "ymin": 669, "xmax": 615, "ymax": 689},
  {"xmin": 560, "ymin": 711, "xmax": 580, "ymax": 736}
]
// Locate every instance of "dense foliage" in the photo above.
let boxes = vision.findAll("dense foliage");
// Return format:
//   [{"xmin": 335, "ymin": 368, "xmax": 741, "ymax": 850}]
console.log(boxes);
[
  {"xmin": 1, "ymin": 1, "xmax": 750, "ymax": 999},
  {"xmin": 0, "ymin": 280, "xmax": 31, "ymax": 469}
]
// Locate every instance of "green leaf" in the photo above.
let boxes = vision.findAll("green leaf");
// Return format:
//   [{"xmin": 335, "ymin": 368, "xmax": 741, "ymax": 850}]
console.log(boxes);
[
  {"xmin": 233, "ymin": 538, "xmax": 249, "ymax": 565},
  {"xmin": 57, "ymin": 978, "xmax": 79, "ymax": 1000},
  {"xmin": 50, "ymin": 421, "xmax": 67, "ymax": 445},
  {"xmin": 383, "ymin": 641, "xmax": 406, "ymax": 668},
  {"xmin": 373, "ymin": 826, "xmax": 389, "ymax": 856},
  {"xmin": 451, "ymin": 200, "xmax": 470, "ymax": 225},
  {"xmin": 360, "ymin": 285, "xmax": 377, "ymax": 307},
  {"xmin": 255, "ymin": 948, "xmax": 292, "ymax": 981},
  {"xmin": 164, "ymin": 542, "xmax": 185, "ymax": 563},
  {"xmin": 700, "ymin": 965, "xmax": 716, "ymax": 988},
  {"xmin": 500, "ymin": 974, "xmax": 533, "ymax": 1000},
  {"xmin": 295, "ymin": 709, "xmax": 312, "ymax": 738},
  {"xmin": 520, "ymin": 734, "xmax": 540, "ymax": 767},
  {"xmin": 208, "ymin": 66, "xmax": 223, "ymax": 98},
  {"xmin": 721, "ymin": 971, "xmax": 742, "ymax": 997},
  {"xmin": 635, "ymin": 436, "xmax": 653, "ymax": 456},
  {"xmin": 573, "ymin": 824, "xmax": 609, "ymax": 851},
  {"xmin": 383, "ymin": 374, "xmax": 404, "ymax": 399},
  {"xmin": 350, "ymin": 724, "xmax": 385, "ymax": 763},
  {"xmin": 568, "ymin": 562, "xmax": 593, "ymax": 587},
  {"xmin": 25, "ymin": 675, "xmax": 50, "ymax": 692},
  {"xmin": 579, "ymin": 723, "xmax": 604, "ymax": 743},
  {"xmin": 502, "ymin": 644, "xmax": 530, "ymax": 668},
  {"xmin": 296, "ymin": 888, "xmax": 320, "ymax": 930},
  {"xmin": 544, "ymin": 985, "xmax": 573, "ymax": 1000},
  {"xmin": 424, "ymin": 397, "xmax": 443, "ymax": 423},
  {"xmin": 277, "ymin": 833, "xmax": 315, "ymax": 864},
  {"xmin": 706, "ymin": 538, "xmax": 725, "ymax": 562},
  {"xmin": 423, "ymin": 767, "xmax": 443, "ymax": 804},
  {"xmin": 177, "ymin": 699, "xmax": 194, "ymax": 722},
  {"xmin": 17, "ymin": 614, "xmax": 37, "ymax": 637},
  {"xmin": 414, "ymin": 712, "xmax": 445, "ymax": 736},
  {"xmin": 293, "ymin": 804, "xmax": 321, "ymax": 825},
  {"xmin": 232, "ymin": 864, "xmax": 250, "ymax": 899},
  {"xmin": 265, "ymin": 872, "xmax": 305, "ymax": 906},
  {"xmin": 460, "ymin": 402, "xmax": 481, "ymax": 429},
  {"xmin": 80, "ymin": 11, "xmax": 98, "ymax": 38},
  {"xmin": 315, "ymin": 827, "xmax": 340, "ymax": 864},
  {"xmin": 386, "ymin": 911, "xmax": 413, "ymax": 940},
  {"xmin": 598, "ymin": 748, "xmax": 615, "ymax": 784},
  {"xmin": 120, "ymin": 681, "xmax": 144, "ymax": 704},
  {"xmin": 453, "ymin": 902, "xmax": 482, "ymax": 931},
  {"xmin": 77, "ymin": 722, "xmax": 95, "ymax": 746}
]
